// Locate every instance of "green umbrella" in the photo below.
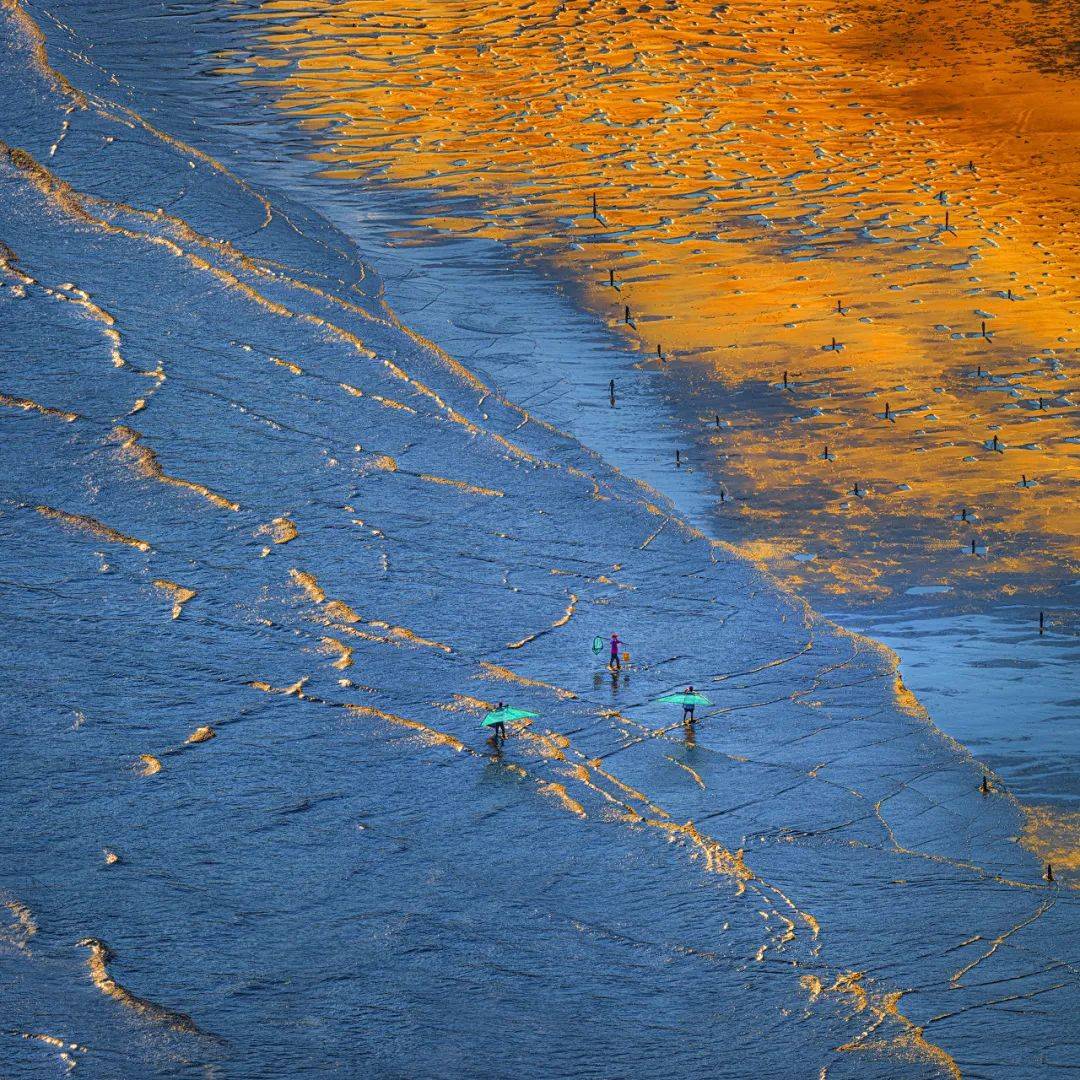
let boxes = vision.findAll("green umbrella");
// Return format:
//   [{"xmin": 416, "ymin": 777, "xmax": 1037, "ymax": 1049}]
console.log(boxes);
[
  {"xmin": 482, "ymin": 706, "xmax": 539, "ymax": 727},
  {"xmin": 657, "ymin": 692, "xmax": 711, "ymax": 707}
]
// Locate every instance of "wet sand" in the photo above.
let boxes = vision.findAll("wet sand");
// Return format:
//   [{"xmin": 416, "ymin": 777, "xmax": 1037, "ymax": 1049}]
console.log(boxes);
[
  {"xmin": 1, "ymin": 1, "xmax": 1077, "ymax": 1076},
  {"xmin": 221, "ymin": 0, "xmax": 1079, "ymax": 599}
]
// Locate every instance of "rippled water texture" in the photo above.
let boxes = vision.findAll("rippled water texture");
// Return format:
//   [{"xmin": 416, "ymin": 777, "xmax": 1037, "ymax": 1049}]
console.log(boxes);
[
  {"xmin": 0, "ymin": 1, "xmax": 1077, "ymax": 1077},
  {"xmin": 221, "ymin": 0, "xmax": 1080, "ymax": 600}
]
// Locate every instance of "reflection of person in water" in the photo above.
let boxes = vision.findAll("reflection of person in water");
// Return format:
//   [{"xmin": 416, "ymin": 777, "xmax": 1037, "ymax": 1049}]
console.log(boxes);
[
  {"xmin": 609, "ymin": 633, "xmax": 623, "ymax": 670},
  {"xmin": 682, "ymin": 686, "xmax": 697, "ymax": 724}
]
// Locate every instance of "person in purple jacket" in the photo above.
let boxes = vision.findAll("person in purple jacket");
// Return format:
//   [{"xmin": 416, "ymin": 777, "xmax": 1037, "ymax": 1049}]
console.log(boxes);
[{"xmin": 609, "ymin": 633, "xmax": 624, "ymax": 671}]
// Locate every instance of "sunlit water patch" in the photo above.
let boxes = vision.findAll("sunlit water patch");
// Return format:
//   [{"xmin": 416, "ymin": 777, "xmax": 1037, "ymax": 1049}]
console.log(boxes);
[{"xmin": 220, "ymin": 0, "xmax": 1080, "ymax": 602}]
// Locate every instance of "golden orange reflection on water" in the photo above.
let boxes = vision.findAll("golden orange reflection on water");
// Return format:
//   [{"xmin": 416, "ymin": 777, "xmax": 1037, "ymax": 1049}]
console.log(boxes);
[{"xmin": 223, "ymin": 0, "xmax": 1079, "ymax": 598}]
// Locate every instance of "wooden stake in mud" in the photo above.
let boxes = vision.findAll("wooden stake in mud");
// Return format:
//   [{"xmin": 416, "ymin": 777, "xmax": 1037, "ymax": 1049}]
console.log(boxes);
[
  {"xmin": 982, "ymin": 320, "xmax": 988, "ymax": 340},
  {"xmin": 823, "ymin": 444, "xmax": 829, "ymax": 459},
  {"xmin": 836, "ymin": 298, "xmax": 843, "ymax": 315},
  {"xmin": 1045, "ymin": 863, "xmax": 1054, "ymax": 883},
  {"xmin": 609, "ymin": 268, "xmax": 615, "ymax": 287},
  {"xmin": 884, "ymin": 401, "xmax": 891, "ymax": 420},
  {"xmin": 675, "ymin": 449, "xmax": 681, "ymax": 468},
  {"xmin": 625, "ymin": 304, "xmax": 631, "ymax": 325},
  {"xmin": 609, "ymin": 379, "xmax": 616, "ymax": 407},
  {"xmin": 1039, "ymin": 610, "xmax": 1045, "ymax": 635},
  {"xmin": 719, "ymin": 488, "xmax": 726, "ymax": 503},
  {"xmin": 992, "ymin": 434, "xmax": 1000, "ymax": 452},
  {"xmin": 783, "ymin": 370, "xmax": 788, "ymax": 389},
  {"xmin": 853, "ymin": 481, "xmax": 861, "ymax": 498},
  {"xmin": 1007, "ymin": 287, "xmax": 1013, "ymax": 300},
  {"xmin": 1021, "ymin": 473, "xmax": 1028, "ymax": 487},
  {"xmin": 971, "ymin": 537, "xmax": 977, "ymax": 554},
  {"xmin": 714, "ymin": 414, "xmax": 720, "ymax": 428},
  {"xmin": 831, "ymin": 337, "xmax": 837, "ymax": 351},
  {"xmin": 657, "ymin": 343, "xmax": 664, "ymax": 361},
  {"xmin": 980, "ymin": 774, "xmax": 990, "ymax": 795},
  {"xmin": 960, "ymin": 507, "xmax": 968, "ymax": 522},
  {"xmin": 592, "ymin": 192, "xmax": 598, "ymax": 219}
]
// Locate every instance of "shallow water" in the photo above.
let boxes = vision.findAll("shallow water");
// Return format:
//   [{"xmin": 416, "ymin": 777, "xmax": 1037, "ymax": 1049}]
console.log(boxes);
[
  {"xmin": 44, "ymin": 0, "xmax": 1076, "ymax": 813},
  {"xmin": 218, "ymin": 0, "xmax": 1080, "ymax": 602},
  {"xmin": 0, "ymin": 2, "xmax": 1077, "ymax": 1078}
]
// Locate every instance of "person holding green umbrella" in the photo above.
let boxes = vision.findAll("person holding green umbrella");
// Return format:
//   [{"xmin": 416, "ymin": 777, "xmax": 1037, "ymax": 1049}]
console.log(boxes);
[
  {"xmin": 482, "ymin": 702, "xmax": 539, "ymax": 744},
  {"xmin": 657, "ymin": 687, "xmax": 711, "ymax": 724},
  {"xmin": 681, "ymin": 686, "xmax": 697, "ymax": 724}
]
